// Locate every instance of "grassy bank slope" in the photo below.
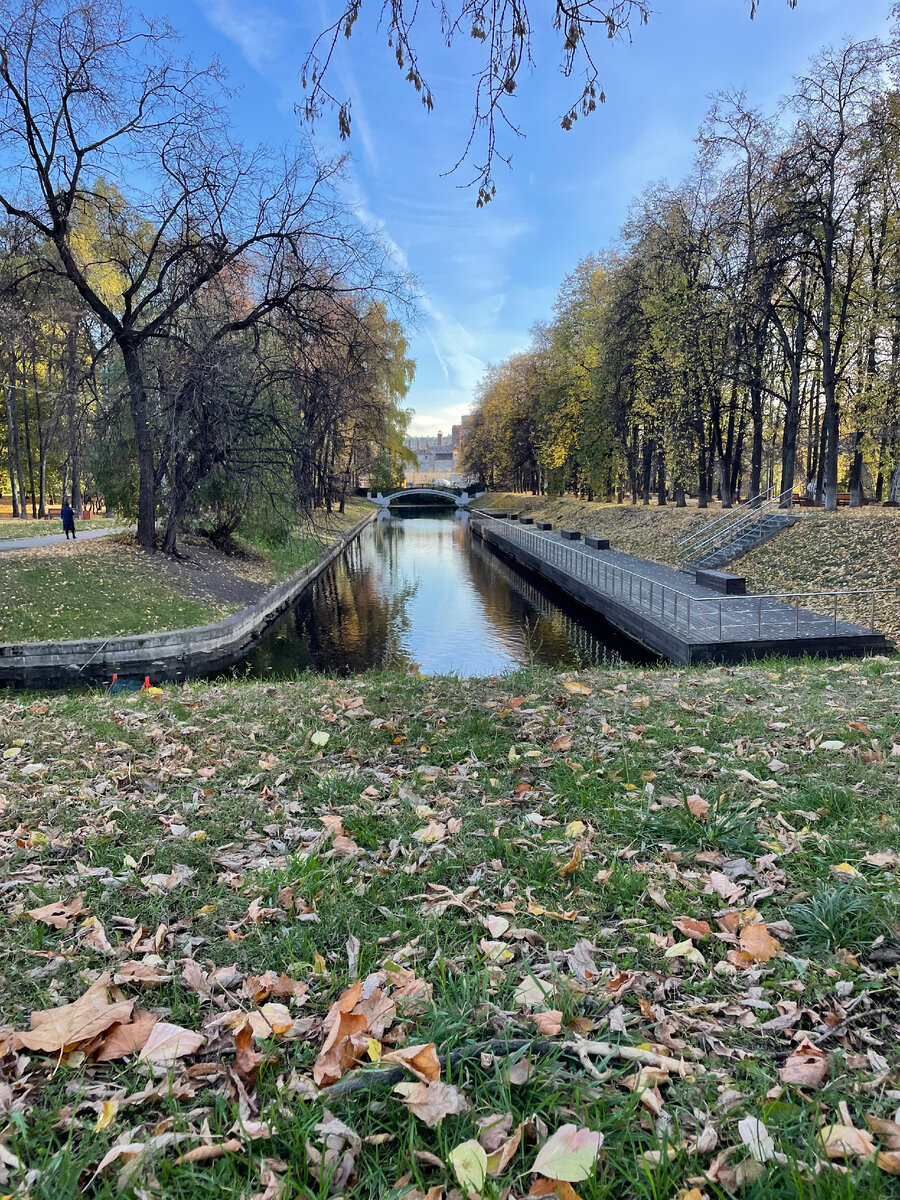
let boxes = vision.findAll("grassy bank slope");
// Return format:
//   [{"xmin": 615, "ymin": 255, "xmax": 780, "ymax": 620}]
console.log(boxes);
[
  {"xmin": 0, "ymin": 500, "xmax": 373, "ymax": 643},
  {"xmin": 480, "ymin": 493, "xmax": 711, "ymax": 566},
  {"xmin": 1, "ymin": 659, "xmax": 899, "ymax": 1197}
]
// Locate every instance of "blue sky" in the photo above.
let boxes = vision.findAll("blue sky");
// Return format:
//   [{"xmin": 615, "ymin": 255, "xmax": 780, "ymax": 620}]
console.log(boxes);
[{"xmin": 146, "ymin": 0, "xmax": 893, "ymax": 434}]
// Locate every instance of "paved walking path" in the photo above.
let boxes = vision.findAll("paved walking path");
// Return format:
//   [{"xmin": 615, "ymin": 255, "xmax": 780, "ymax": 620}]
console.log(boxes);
[{"xmin": 0, "ymin": 526, "xmax": 124, "ymax": 553}]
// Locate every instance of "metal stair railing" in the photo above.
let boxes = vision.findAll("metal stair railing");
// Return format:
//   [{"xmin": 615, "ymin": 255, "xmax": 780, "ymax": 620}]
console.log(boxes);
[
  {"xmin": 679, "ymin": 487, "xmax": 793, "ymax": 568},
  {"xmin": 677, "ymin": 485, "xmax": 778, "ymax": 555}
]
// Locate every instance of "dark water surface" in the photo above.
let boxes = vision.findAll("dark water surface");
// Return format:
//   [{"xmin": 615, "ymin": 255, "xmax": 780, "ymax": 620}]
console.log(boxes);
[{"xmin": 235, "ymin": 510, "xmax": 650, "ymax": 679}]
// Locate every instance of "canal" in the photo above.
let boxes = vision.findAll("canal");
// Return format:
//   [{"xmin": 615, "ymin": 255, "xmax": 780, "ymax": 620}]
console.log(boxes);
[{"xmin": 234, "ymin": 510, "xmax": 652, "ymax": 678}]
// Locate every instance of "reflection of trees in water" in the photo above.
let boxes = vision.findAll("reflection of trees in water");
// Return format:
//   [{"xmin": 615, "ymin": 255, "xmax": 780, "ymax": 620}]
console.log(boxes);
[
  {"xmin": 464, "ymin": 534, "xmax": 626, "ymax": 667},
  {"xmin": 243, "ymin": 529, "xmax": 419, "ymax": 676},
  {"xmin": 238, "ymin": 514, "xmax": 642, "ymax": 681}
]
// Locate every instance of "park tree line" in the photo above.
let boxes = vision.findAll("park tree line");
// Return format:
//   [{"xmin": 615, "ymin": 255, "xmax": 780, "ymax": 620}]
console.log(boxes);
[
  {"xmin": 461, "ymin": 28, "xmax": 900, "ymax": 511},
  {"xmin": 0, "ymin": 0, "xmax": 414, "ymax": 551}
]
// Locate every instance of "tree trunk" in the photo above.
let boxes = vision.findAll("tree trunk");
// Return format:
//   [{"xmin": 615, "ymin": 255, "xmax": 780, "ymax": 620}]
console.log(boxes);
[
  {"xmin": 118, "ymin": 337, "xmax": 157, "ymax": 549},
  {"xmin": 6, "ymin": 356, "xmax": 26, "ymax": 517},
  {"xmin": 21, "ymin": 377, "xmax": 36, "ymax": 517},
  {"xmin": 848, "ymin": 430, "xmax": 864, "ymax": 507},
  {"xmin": 657, "ymin": 452, "xmax": 666, "ymax": 506}
]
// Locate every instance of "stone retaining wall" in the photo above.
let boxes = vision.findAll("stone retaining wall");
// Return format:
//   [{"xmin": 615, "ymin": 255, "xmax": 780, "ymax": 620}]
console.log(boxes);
[{"xmin": 0, "ymin": 511, "xmax": 376, "ymax": 688}]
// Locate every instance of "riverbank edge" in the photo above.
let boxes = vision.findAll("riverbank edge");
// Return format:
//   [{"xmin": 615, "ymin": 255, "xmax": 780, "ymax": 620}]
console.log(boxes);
[{"xmin": 0, "ymin": 510, "xmax": 377, "ymax": 688}]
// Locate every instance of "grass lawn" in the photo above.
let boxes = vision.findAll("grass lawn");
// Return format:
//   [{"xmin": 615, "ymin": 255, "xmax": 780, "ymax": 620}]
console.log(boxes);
[
  {"xmin": 242, "ymin": 499, "xmax": 375, "ymax": 580},
  {"xmin": 1, "ymin": 657, "xmax": 900, "ymax": 1198},
  {"xmin": 0, "ymin": 516, "xmax": 119, "ymax": 541},
  {"xmin": 0, "ymin": 502, "xmax": 375, "ymax": 644},
  {"xmin": 0, "ymin": 538, "xmax": 225, "ymax": 642}
]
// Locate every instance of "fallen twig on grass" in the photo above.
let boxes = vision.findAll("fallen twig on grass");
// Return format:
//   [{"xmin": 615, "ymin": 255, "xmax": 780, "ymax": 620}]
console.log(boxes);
[{"xmin": 320, "ymin": 1035, "xmax": 705, "ymax": 1098}]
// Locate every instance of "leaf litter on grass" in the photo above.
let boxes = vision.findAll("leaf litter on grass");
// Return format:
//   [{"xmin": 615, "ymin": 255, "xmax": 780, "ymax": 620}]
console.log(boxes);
[{"xmin": 0, "ymin": 658, "xmax": 899, "ymax": 1197}]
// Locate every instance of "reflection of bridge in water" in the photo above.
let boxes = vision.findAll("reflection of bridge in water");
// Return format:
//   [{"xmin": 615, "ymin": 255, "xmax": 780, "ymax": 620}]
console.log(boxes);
[{"xmin": 368, "ymin": 486, "xmax": 486, "ymax": 508}]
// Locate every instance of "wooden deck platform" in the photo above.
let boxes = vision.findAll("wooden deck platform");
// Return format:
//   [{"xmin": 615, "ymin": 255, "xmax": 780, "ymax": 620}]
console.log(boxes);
[{"xmin": 470, "ymin": 515, "xmax": 892, "ymax": 665}]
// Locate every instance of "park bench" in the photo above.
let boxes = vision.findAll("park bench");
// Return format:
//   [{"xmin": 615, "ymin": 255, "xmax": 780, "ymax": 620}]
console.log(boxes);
[
  {"xmin": 536, "ymin": 521, "xmax": 552, "ymax": 530},
  {"xmin": 560, "ymin": 529, "xmax": 581, "ymax": 541},
  {"xmin": 584, "ymin": 535, "xmax": 610, "ymax": 550},
  {"xmin": 695, "ymin": 568, "xmax": 747, "ymax": 595}
]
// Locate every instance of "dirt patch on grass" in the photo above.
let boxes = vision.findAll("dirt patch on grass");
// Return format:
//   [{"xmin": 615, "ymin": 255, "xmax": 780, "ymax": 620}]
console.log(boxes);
[{"xmin": 141, "ymin": 535, "xmax": 272, "ymax": 609}]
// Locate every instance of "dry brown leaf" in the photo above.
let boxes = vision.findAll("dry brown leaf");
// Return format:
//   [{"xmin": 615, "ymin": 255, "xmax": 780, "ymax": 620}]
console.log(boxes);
[
  {"xmin": 877, "ymin": 1151, "xmax": 900, "ymax": 1175},
  {"xmin": 138, "ymin": 1021, "xmax": 205, "ymax": 1065},
  {"xmin": 18, "ymin": 976, "xmax": 133, "ymax": 1054},
  {"xmin": 559, "ymin": 846, "xmax": 582, "ymax": 877},
  {"xmin": 778, "ymin": 1041, "xmax": 829, "ymax": 1088},
  {"xmin": 739, "ymin": 922, "xmax": 781, "ymax": 963},
  {"xmin": 92, "ymin": 1010, "xmax": 158, "ymax": 1062},
  {"xmin": 312, "ymin": 1009, "xmax": 369, "ymax": 1088},
  {"xmin": 174, "ymin": 1138, "xmax": 243, "ymax": 1165},
  {"xmin": 819, "ymin": 1123, "xmax": 876, "ymax": 1160},
  {"xmin": 233, "ymin": 1021, "xmax": 266, "ymax": 1089},
  {"xmin": 381, "ymin": 1042, "xmax": 441, "ymax": 1083},
  {"xmin": 394, "ymin": 1080, "xmax": 470, "ymax": 1126},
  {"xmin": 529, "ymin": 1010, "xmax": 563, "ymax": 1036},
  {"xmin": 27, "ymin": 895, "xmax": 85, "ymax": 929},
  {"xmin": 673, "ymin": 917, "xmax": 711, "ymax": 940},
  {"xmin": 867, "ymin": 1116, "xmax": 900, "ymax": 1151},
  {"xmin": 687, "ymin": 795, "xmax": 710, "ymax": 820}
]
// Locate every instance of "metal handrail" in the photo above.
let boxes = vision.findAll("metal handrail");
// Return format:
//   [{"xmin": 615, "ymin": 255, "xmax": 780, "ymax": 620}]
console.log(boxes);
[
  {"xmin": 679, "ymin": 487, "xmax": 794, "ymax": 564},
  {"xmin": 472, "ymin": 512, "xmax": 894, "ymax": 640},
  {"xmin": 677, "ymin": 483, "xmax": 778, "ymax": 549}
]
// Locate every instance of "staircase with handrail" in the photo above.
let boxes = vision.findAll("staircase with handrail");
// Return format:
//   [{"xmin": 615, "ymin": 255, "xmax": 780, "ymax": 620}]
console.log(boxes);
[{"xmin": 679, "ymin": 487, "xmax": 797, "ymax": 572}]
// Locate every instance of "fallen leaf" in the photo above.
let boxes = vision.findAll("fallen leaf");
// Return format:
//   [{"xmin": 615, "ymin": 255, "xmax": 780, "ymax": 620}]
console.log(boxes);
[
  {"xmin": 819, "ymin": 1124, "xmax": 876, "ymax": 1160},
  {"xmin": 394, "ymin": 1080, "xmax": 470, "ymax": 1127},
  {"xmin": 93, "ymin": 1010, "xmax": 158, "ymax": 1062},
  {"xmin": 449, "ymin": 1139, "xmax": 488, "ymax": 1192},
  {"xmin": 27, "ymin": 895, "xmax": 86, "ymax": 929},
  {"xmin": 138, "ymin": 1021, "xmax": 205, "ymax": 1065},
  {"xmin": 381, "ymin": 1042, "xmax": 441, "ymax": 1083},
  {"xmin": 673, "ymin": 917, "xmax": 711, "ymax": 941},
  {"xmin": 562, "ymin": 681, "xmax": 592, "ymax": 695},
  {"xmin": 532, "ymin": 1124, "xmax": 603, "ymax": 1182},
  {"xmin": 739, "ymin": 923, "xmax": 781, "ymax": 963},
  {"xmin": 738, "ymin": 1116, "xmax": 776, "ymax": 1163},
  {"xmin": 18, "ymin": 976, "xmax": 133, "ymax": 1054},
  {"xmin": 779, "ymin": 1041, "xmax": 829, "ymax": 1088}
]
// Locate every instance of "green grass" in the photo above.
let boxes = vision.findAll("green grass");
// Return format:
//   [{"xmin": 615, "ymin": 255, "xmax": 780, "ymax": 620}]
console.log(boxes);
[
  {"xmin": 0, "ymin": 516, "xmax": 118, "ymax": 540},
  {"xmin": 1, "ymin": 657, "xmax": 900, "ymax": 1197},
  {"xmin": 0, "ymin": 537, "xmax": 223, "ymax": 641},
  {"xmin": 234, "ymin": 498, "xmax": 374, "ymax": 580}
]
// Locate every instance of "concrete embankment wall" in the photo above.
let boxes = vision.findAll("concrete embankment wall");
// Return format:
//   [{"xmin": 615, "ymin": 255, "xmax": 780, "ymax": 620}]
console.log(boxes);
[{"xmin": 0, "ymin": 511, "xmax": 376, "ymax": 688}]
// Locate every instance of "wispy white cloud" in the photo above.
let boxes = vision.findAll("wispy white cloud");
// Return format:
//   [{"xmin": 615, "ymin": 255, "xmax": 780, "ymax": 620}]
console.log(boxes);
[{"xmin": 194, "ymin": 0, "xmax": 300, "ymax": 108}]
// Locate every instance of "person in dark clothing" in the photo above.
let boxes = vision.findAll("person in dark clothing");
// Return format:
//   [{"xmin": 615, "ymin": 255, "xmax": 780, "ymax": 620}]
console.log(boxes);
[{"xmin": 61, "ymin": 500, "xmax": 76, "ymax": 539}]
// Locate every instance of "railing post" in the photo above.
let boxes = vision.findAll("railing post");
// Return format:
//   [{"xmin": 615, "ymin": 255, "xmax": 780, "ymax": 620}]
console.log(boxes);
[
  {"xmin": 718, "ymin": 601, "xmax": 722, "ymax": 640},
  {"xmin": 833, "ymin": 594, "xmax": 838, "ymax": 635},
  {"xmin": 795, "ymin": 601, "xmax": 800, "ymax": 635},
  {"xmin": 757, "ymin": 597, "xmax": 762, "ymax": 637},
  {"xmin": 871, "ymin": 592, "xmax": 876, "ymax": 632},
  {"xmin": 687, "ymin": 596, "xmax": 691, "ymax": 633}
]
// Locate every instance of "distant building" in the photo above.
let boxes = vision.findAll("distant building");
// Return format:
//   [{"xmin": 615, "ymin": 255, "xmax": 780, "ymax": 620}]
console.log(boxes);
[{"xmin": 451, "ymin": 424, "xmax": 461, "ymax": 450}]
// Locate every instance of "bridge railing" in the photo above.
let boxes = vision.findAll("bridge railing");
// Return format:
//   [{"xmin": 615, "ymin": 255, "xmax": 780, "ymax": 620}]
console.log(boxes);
[{"xmin": 473, "ymin": 513, "xmax": 894, "ymax": 643}]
